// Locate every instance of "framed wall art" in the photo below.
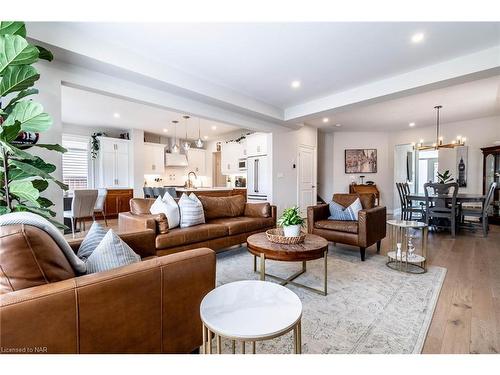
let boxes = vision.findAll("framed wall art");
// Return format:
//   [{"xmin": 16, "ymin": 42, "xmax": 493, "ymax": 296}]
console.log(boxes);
[{"xmin": 345, "ymin": 149, "xmax": 377, "ymax": 173}]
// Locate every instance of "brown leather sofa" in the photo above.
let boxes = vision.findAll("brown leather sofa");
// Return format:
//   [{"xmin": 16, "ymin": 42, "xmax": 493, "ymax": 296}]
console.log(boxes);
[
  {"xmin": 307, "ymin": 193, "xmax": 386, "ymax": 261},
  {"xmin": 119, "ymin": 195, "xmax": 277, "ymax": 256},
  {"xmin": 0, "ymin": 224, "xmax": 216, "ymax": 354}
]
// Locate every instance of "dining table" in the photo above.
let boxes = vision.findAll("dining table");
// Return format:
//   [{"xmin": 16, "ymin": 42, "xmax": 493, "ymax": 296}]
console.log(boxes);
[{"xmin": 406, "ymin": 193, "xmax": 485, "ymax": 204}]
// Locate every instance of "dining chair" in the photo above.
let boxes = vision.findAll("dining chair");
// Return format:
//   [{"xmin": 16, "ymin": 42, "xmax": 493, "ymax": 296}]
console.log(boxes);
[
  {"xmin": 424, "ymin": 182, "xmax": 459, "ymax": 237},
  {"xmin": 93, "ymin": 188, "xmax": 108, "ymax": 226},
  {"xmin": 143, "ymin": 186, "xmax": 154, "ymax": 198},
  {"xmin": 397, "ymin": 182, "xmax": 425, "ymax": 221},
  {"xmin": 63, "ymin": 189, "xmax": 98, "ymax": 238},
  {"xmin": 460, "ymin": 182, "xmax": 497, "ymax": 237}
]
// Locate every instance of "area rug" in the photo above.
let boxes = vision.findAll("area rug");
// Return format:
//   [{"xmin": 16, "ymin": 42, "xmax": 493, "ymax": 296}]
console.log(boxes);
[{"xmin": 215, "ymin": 244, "xmax": 446, "ymax": 354}]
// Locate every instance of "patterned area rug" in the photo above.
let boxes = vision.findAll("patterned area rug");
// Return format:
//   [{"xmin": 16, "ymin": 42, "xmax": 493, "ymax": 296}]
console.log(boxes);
[{"xmin": 215, "ymin": 244, "xmax": 446, "ymax": 354}]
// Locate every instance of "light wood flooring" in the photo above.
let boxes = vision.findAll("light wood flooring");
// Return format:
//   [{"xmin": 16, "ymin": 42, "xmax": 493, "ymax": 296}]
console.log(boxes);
[{"xmin": 66, "ymin": 218, "xmax": 500, "ymax": 354}]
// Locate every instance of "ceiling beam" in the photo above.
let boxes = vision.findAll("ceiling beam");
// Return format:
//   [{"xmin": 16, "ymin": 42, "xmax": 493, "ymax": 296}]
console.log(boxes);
[{"xmin": 284, "ymin": 46, "xmax": 500, "ymax": 122}]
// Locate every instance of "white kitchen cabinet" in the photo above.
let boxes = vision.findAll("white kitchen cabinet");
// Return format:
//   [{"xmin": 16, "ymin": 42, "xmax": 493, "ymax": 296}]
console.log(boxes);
[
  {"xmin": 144, "ymin": 142, "xmax": 165, "ymax": 175},
  {"xmin": 246, "ymin": 132, "xmax": 268, "ymax": 156},
  {"xmin": 186, "ymin": 148, "xmax": 206, "ymax": 175},
  {"xmin": 221, "ymin": 142, "xmax": 241, "ymax": 175},
  {"xmin": 97, "ymin": 137, "xmax": 130, "ymax": 188}
]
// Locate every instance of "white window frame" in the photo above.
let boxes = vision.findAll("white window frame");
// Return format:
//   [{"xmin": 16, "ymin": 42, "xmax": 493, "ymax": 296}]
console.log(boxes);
[{"xmin": 62, "ymin": 134, "xmax": 92, "ymax": 191}]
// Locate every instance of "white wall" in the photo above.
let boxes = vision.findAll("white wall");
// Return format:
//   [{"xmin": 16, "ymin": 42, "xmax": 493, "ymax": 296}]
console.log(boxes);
[
  {"xmin": 272, "ymin": 125, "xmax": 318, "ymax": 215},
  {"xmin": 331, "ymin": 131, "xmax": 392, "ymax": 208}
]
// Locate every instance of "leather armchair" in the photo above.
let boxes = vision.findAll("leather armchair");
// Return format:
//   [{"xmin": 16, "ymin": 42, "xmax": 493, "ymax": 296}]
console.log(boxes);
[
  {"xmin": 0, "ymin": 224, "xmax": 216, "ymax": 354},
  {"xmin": 307, "ymin": 193, "xmax": 386, "ymax": 261}
]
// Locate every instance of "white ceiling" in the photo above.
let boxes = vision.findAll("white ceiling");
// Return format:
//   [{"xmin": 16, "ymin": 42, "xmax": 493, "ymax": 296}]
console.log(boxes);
[
  {"xmin": 308, "ymin": 75, "xmax": 500, "ymax": 131},
  {"xmin": 61, "ymin": 86, "xmax": 242, "ymax": 139},
  {"xmin": 42, "ymin": 22, "xmax": 500, "ymax": 109}
]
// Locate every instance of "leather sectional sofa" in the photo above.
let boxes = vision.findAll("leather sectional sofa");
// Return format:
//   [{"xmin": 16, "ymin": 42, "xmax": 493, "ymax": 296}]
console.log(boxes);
[
  {"xmin": 118, "ymin": 195, "xmax": 277, "ymax": 256},
  {"xmin": 0, "ymin": 224, "xmax": 215, "ymax": 353},
  {"xmin": 307, "ymin": 193, "xmax": 386, "ymax": 261}
]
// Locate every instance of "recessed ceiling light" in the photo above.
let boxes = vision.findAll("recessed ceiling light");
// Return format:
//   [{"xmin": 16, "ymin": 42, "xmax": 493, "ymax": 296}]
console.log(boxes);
[
  {"xmin": 113, "ymin": 113, "xmax": 120, "ymax": 118},
  {"xmin": 322, "ymin": 117, "xmax": 329, "ymax": 123},
  {"xmin": 204, "ymin": 135, "xmax": 209, "ymax": 140},
  {"xmin": 163, "ymin": 128, "xmax": 168, "ymax": 133},
  {"xmin": 409, "ymin": 122, "xmax": 416, "ymax": 127},
  {"xmin": 411, "ymin": 32, "xmax": 424, "ymax": 43},
  {"xmin": 291, "ymin": 80, "xmax": 301, "ymax": 89},
  {"xmin": 335, "ymin": 124, "xmax": 342, "ymax": 127},
  {"xmin": 211, "ymin": 125, "xmax": 217, "ymax": 130}
]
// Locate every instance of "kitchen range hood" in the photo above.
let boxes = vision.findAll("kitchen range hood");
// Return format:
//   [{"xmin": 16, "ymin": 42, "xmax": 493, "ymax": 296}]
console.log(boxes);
[{"xmin": 165, "ymin": 152, "xmax": 188, "ymax": 167}]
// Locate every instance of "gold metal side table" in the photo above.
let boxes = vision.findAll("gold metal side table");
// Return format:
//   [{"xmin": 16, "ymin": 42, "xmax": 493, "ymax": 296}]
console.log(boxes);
[{"xmin": 386, "ymin": 220, "xmax": 428, "ymax": 274}]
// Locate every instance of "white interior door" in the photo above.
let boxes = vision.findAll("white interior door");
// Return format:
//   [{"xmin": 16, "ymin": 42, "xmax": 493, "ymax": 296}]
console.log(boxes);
[{"xmin": 297, "ymin": 145, "xmax": 316, "ymax": 217}]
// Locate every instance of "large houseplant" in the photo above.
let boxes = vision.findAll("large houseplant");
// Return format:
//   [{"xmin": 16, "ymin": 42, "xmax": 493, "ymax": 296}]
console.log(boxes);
[
  {"xmin": 277, "ymin": 206, "xmax": 305, "ymax": 237},
  {"xmin": 0, "ymin": 21, "xmax": 68, "ymax": 227}
]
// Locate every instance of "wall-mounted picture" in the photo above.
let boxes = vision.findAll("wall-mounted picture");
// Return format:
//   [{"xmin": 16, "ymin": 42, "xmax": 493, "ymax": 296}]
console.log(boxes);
[
  {"xmin": 456, "ymin": 146, "xmax": 468, "ymax": 187},
  {"xmin": 345, "ymin": 149, "xmax": 377, "ymax": 173}
]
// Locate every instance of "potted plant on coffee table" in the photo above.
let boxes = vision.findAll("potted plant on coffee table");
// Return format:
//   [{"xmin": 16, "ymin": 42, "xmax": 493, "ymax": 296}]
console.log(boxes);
[{"xmin": 277, "ymin": 206, "xmax": 304, "ymax": 237}]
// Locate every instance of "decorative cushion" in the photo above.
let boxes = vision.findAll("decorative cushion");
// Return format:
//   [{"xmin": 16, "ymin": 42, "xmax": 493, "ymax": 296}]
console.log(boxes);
[
  {"xmin": 77, "ymin": 222, "xmax": 107, "ymax": 260},
  {"xmin": 85, "ymin": 229, "xmax": 141, "ymax": 274},
  {"xmin": 178, "ymin": 193, "xmax": 205, "ymax": 228},
  {"xmin": 149, "ymin": 194, "xmax": 180, "ymax": 229},
  {"xmin": 0, "ymin": 212, "xmax": 86, "ymax": 274},
  {"xmin": 328, "ymin": 198, "xmax": 363, "ymax": 221},
  {"xmin": 244, "ymin": 202, "xmax": 271, "ymax": 218},
  {"xmin": 198, "ymin": 195, "xmax": 246, "ymax": 220}
]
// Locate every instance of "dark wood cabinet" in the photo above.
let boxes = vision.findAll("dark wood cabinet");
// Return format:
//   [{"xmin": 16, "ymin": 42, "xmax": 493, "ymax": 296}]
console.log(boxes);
[
  {"xmin": 349, "ymin": 184, "xmax": 380, "ymax": 206},
  {"xmin": 104, "ymin": 189, "xmax": 133, "ymax": 217},
  {"xmin": 481, "ymin": 145, "xmax": 500, "ymax": 224}
]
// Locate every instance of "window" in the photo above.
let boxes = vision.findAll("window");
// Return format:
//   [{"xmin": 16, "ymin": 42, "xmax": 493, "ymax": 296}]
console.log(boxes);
[{"xmin": 62, "ymin": 134, "xmax": 90, "ymax": 191}]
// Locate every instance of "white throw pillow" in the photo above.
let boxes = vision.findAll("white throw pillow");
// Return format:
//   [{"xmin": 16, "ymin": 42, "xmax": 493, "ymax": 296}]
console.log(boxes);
[
  {"xmin": 77, "ymin": 221, "xmax": 108, "ymax": 260},
  {"xmin": 85, "ymin": 229, "xmax": 141, "ymax": 274},
  {"xmin": 149, "ymin": 194, "xmax": 180, "ymax": 229},
  {"xmin": 178, "ymin": 193, "xmax": 205, "ymax": 228}
]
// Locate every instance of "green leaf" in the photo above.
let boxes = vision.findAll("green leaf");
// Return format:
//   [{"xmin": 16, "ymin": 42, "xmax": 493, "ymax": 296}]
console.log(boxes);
[
  {"xmin": 36, "ymin": 45, "xmax": 53, "ymax": 61},
  {"xmin": 0, "ymin": 34, "xmax": 39, "ymax": 75},
  {"xmin": 36, "ymin": 196, "xmax": 54, "ymax": 209},
  {"xmin": 0, "ymin": 65, "xmax": 39, "ymax": 96},
  {"xmin": 9, "ymin": 158, "xmax": 67, "ymax": 190},
  {"xmin": 3, "ymin": 101, "xmax": 52, "ymax": 132},
  {"xmin": 0, "ymin": 139, "xmax": 37, "ymax": 160},
  {"xmin": 12, "ymin": 204, "xmax": 66, "ymax": 229},
  {"xmin": 33, "ymin": 143, "xmax": 67, "ymax": 153},
  {"xmin": 0, "ymin": 121, "xmax": 21, "ymax": 142},
  {"xmin": 5, "ymin": 88, "xmax": 38, "ymax": 111},
  {"xmin": 32, "ymin": 179, "xmax": 49, "ymax": 192},
  {"xmin": 9, "ymin": 179, "xmax": 40, "ymax": 205},
  {"xmin": 0, "ymin": 22, "xmax": 26, "ymax": 37},
  {"xmin": 0, "ymin": 205, "xmax": 10, "ymax": 215}
]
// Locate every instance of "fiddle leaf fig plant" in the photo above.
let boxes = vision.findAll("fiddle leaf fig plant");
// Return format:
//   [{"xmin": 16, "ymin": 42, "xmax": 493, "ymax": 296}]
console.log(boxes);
[
  {"xmin": 277, "ymin": 206, "xmax": 305, "ymax": 227},
  {"xmin": 0, "ymin": 21, "xmax": 68, "ymax": 228}
]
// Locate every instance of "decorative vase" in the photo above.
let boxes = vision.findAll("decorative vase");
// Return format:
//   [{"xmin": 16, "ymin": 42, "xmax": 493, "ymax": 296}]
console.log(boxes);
[{"xmin": 283, "ymin": 224, "xmax": 301, "ymax": 237}]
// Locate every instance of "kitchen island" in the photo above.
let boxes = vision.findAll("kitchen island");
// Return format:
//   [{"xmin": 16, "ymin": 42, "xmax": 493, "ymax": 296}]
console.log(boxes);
[{"xmin": 174, "ymin": 187, "xmax": 247, "ymax": 199}]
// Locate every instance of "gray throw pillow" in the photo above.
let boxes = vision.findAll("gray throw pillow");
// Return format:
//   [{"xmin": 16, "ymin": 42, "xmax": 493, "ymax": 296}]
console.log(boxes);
[
  {"xmin": 77, "ymin": 221, "xmax": 108, "ymax": 260},
  {"xmin": 178, "ymin": 193, "xmax": 205, "ymax": 228},
  {"xmin": 328, "ymin": 198, "xmax": 363, "ymax": 221},
  {"xmin": 85, "ymin": 229, "xmax": 141, "ymax": 274}
]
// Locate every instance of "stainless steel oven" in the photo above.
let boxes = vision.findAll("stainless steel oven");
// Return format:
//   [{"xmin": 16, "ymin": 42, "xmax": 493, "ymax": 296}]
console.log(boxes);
[{"xmin": 238, "ymin": 158, "xmax": 247, "ymax": 171}]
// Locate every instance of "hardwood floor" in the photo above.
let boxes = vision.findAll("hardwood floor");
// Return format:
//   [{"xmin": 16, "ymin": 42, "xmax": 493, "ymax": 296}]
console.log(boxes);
[{"xmin": 66, "ymin": 217, "xmax": 500, "ymax": 354}]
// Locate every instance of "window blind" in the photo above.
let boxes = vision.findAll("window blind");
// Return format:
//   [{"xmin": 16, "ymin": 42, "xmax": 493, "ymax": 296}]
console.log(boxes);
[{"xmin": 62, "ymin": 134, "xmax": 89, "ymax": 190}]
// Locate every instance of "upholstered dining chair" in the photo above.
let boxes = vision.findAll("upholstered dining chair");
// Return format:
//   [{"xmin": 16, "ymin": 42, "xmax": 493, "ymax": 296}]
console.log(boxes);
[
  {"xmin": 460, "ymin": 182, "xmax": 497, "ymax": 237},
  {"xmin": 424, "ymin": 182, "xmax": 459, "ymax": 237},
  {"xmin": 63, "ymin": 189, "xmax": 98, "ymax": 238},
  {"xmin": 93, "ymin": 188, "xmax": 108, "ymax": 226}
]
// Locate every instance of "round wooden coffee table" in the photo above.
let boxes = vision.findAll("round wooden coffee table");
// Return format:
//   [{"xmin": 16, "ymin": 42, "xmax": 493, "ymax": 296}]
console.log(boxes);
[{"xmin": 246, "ymin": 232, "xmax": 329, "ymax": 296}]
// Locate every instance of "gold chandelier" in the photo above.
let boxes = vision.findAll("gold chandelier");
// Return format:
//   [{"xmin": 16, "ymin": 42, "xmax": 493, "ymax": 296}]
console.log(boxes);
[{"xmin": 414, "ymin": 105, "xmax": 466, "ymax": 151}]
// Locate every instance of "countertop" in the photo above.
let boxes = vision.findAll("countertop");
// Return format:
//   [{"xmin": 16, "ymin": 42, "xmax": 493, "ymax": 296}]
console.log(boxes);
[{"xmin": 174, "ymin": 187, "xmax": 247, "ymax": 192}]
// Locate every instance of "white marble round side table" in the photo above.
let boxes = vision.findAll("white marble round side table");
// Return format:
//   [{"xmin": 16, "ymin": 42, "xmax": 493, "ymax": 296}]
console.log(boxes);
[{"xmin": 200, "ymin": 280, "xmax": 303, "ymax": 354}]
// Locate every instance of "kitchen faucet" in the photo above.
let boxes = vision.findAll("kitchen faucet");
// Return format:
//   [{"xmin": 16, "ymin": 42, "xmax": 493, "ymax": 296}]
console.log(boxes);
[{"xmin": 185, "ymin": 171, "xmax": 197, "ymax": 189}]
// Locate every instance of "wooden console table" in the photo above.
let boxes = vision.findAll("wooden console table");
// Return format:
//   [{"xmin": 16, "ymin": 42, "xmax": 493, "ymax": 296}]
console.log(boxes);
[{"xmin": 349, "ymin": 184, "xmax": 380, "ymax": 205}]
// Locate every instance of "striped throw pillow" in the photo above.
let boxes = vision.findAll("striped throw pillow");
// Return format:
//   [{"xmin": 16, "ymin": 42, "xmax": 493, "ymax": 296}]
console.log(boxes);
[
  {"xmin": 77, "ymin": 221, "xmax": 108, "ymax": 260},
  {"xmin": 328, "ymin": 198, "xmax": 363, "ymax": 221},
  {"xmin": 85, "ymin": 229, "xmax": 141, "ymax": 274},
  {"xmin": 179, "ymin": 193, "xmax": 205, "ymax": 228}
]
